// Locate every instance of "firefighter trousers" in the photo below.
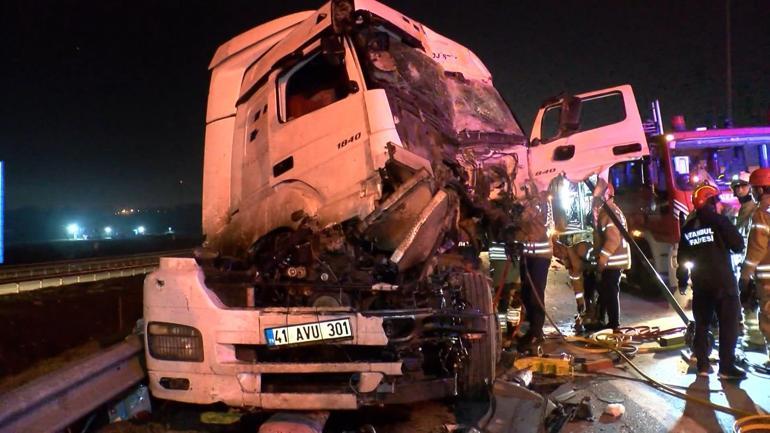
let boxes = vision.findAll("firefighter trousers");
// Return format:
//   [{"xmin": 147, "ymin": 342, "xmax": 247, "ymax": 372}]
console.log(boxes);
[
  {"xmin": 692, "ymin": 292, "xmax": 740, "ymax": 371},
  {"xmin": 581, "ymin": 270, "xmax": 604, "ymax": 324},
  {"xmin": 598, "ymin": 269, "xmax": 622, "ymax": 329},
  {"xmin": 521, "ymin": 256, "xmax": 550, "ymax": 339},
  {"xmin": 741, "ymin": 280, "xmax": 764, "ymax": 346},
  {"xmin": 759, "ymin": 281, "xmax": 770, "ymax": 345}
]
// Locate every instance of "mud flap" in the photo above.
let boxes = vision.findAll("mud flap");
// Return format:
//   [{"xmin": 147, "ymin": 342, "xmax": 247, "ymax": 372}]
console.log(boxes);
[{"xmin": 474, "ymin": 380, "xmax": 550, "ymax": 433}]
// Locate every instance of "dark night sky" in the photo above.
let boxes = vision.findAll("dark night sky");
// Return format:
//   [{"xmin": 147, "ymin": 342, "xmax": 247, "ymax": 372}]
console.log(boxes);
[{"xmin": 1, "ymin": 0, "xmax": 768, "ymax": 210}]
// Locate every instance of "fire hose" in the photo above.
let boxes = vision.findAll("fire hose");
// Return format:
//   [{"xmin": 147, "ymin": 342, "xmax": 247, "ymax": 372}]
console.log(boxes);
[
  {"xmin": 584, "ymin": 179, "xmax": 770, "ymax": 376},
  {"xmin": 733, "ymin": 414, "xmax": 770, "ymax": 432},
  {"xmin": 521, "ymin": 255, "xmax": 757, "ymax": 419}
]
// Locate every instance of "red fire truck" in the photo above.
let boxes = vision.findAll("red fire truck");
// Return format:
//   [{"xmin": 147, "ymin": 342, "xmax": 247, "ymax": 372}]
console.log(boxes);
[{"xmin": 612, "ymin": 118, "xmax": 770, "ymax": 291}]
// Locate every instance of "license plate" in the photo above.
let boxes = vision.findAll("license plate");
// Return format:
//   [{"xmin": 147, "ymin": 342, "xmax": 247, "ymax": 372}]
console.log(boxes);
[{"xmin": 264, "ymin": 318, "xmax": 353, "ymax": 347}]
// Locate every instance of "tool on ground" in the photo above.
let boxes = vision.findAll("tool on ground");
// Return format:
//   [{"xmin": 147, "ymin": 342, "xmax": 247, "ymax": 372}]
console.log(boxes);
[{"xmin": 514, "ymin": 355, "xmax": 573, "ymax": 376}]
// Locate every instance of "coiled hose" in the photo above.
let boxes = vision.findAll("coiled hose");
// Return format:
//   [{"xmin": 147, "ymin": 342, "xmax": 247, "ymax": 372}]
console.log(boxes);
[{"xmin": 521, "ymin": 256, "xmax": 761, "ymax": 419}]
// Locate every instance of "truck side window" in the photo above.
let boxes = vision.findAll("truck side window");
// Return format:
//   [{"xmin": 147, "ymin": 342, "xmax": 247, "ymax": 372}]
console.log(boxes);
[
  {"xmin": 578, "ymin": 92, "xmax": 626, "ymax": 131},
  {"xmin": 540, "ymin": 106, "xmax": 561, "ymax": 143},
  {"xmin": 539, "ymin": 92, "xmax": 626, "ymax": 144},
  {"xmin": 282, "ymin": 52, "xmax": 350, "ymax": 121}
]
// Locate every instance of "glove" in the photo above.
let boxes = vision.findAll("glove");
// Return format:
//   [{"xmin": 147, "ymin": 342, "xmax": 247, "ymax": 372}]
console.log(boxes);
[{"xmin": 596, "ymin": 253, "xmax": 608, "ymax": 272}]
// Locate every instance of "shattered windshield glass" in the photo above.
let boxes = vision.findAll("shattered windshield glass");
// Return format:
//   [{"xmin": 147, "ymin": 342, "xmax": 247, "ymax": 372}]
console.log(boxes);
[
  {"xmin": 444, "ymin": 74, "xmax": 522, "ymax": 137},
  {"xmin": 357, "ymin": 30, "xmax": 524, "ymax": 150}
]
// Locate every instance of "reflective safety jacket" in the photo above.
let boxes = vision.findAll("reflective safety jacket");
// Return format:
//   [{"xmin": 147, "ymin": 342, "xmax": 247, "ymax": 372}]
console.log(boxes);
[
  {"xmin": 731, "ymin": 198, "xmax": 757, "ymax": 272},
  {"xmin": 679, "ymin": 205, "xmax": 744, "ymax": 296},
  {"xmin": 594, "ymin": 202, "xmax": 631, "ymax": 270},
  {"xmin": 515, "ymin": 192, "xmax": 553, "ymax": 258},
  {"xmin": 736, "ymin": 198, "xmax": 757, "ymax": 237},
  {"xmin": 741, "ymin": 195, "xmax": 770, "ymax": 283}
]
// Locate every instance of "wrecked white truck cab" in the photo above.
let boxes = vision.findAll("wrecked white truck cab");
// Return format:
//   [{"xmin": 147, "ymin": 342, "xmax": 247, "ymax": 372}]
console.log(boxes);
[{"xmin": 144, "ymin": 0, "xmax": 647, "ymax": 409}]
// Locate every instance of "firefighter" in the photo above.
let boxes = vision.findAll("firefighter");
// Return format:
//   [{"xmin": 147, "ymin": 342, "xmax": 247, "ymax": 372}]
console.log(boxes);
[
  {"xmin": 515, "ymin": 183, "xmax": 554, "ymax": 347},
  {"xmin": 732, "ymin": 171, "xmax": 756, "ymax": 232},
  {"xmin": 740, "ymin": 168, "xmax": 770, "ymax": 365},
  {"xmin": 548, "ymin": 175, "xmax": 599, "ymax": 330},
  {"xmin": 553, "ymin": 239, "xmax": 594, "ymax": 331},
  {"xmin": 678, "ymin": 184, "xmax": 746, "ymax": 379},
  {"xmin": 489, "ymin": 248, "xmax": 521, "ymax": 346},
  {"xmin": 588, "ymin": 178, "xmax": 630, "ymax": 331},
  {"xmin": 731, "ymin": 172, "xmax": 763, "ymax": 347}
]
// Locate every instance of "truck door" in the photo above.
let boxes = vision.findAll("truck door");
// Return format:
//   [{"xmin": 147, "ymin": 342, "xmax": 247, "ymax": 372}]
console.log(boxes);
[
  {"xmin": 267, "ymin": 36, "xmax": 370, "ymax": 202},
  {"xmin": 527, "ymin": 85, "xmax": 648, "ymax": 192}
]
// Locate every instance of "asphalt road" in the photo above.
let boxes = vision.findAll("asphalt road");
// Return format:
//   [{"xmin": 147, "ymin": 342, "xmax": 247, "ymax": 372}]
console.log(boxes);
[
  {"xmin": 2, "ymin": 264, "xmax": 768, "ymax": 432},
  {"xmin": 543, "ymin": 265, "xmax": 770, "ymax": 433}
]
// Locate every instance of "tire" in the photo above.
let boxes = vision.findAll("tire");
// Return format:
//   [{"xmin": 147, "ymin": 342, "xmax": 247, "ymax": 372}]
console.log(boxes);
[{"xmin": 458, "ymin": 272, "xmax": 496, "ymax": 399}]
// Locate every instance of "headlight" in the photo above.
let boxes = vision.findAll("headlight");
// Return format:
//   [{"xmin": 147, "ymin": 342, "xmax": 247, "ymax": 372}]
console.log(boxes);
[{"xmin": 147, "ymin": 322, "xmax": 204, "ymax": 362}]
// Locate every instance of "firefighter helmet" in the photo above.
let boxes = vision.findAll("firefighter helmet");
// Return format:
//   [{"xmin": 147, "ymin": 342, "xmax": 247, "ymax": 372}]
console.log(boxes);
[
  {"xmin": 749, "ymin": 168, "xmax": 770, "ymax": 187},
  {"xmin": 592, "ymin": 178, "xmax": 614, "ymax": 201},
  {"xmin": 692, "ymin": 184, "xmax": 720, "ymax": 210},
  {"xmin": 730, "ymin": 171, "xmax": 750, "ymax": 188}
]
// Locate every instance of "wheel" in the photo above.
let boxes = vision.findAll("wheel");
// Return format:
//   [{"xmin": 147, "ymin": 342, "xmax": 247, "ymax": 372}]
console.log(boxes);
[{"xmin": 458, "ymin": 272, "xmax": 496, "ymax": 399}]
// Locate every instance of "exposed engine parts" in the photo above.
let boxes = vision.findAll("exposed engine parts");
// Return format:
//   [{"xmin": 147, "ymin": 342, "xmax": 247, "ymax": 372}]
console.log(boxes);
[{"xmin": 144, "ymin": 0, "xmax": 647, "ymax": 410}]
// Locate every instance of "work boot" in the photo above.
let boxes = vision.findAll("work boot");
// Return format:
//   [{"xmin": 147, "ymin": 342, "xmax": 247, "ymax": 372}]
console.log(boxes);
[
  {"xmin": 517, "ymin": 333, "xmax": 544, "ymax": 355},
  {"xmin": 742, "ymin": 309, "xmax": 765, "ymax": 348},
  {"xmin": 718, "ymin": 365, "xmax": 747, "ymax": 381},
  {"xmin": 696, "ymin": 363, "xmax": 714, "ymax": 377},
  {"xmin": 574, "ymin": 315, "xmax": 585, "ymax": 333}
]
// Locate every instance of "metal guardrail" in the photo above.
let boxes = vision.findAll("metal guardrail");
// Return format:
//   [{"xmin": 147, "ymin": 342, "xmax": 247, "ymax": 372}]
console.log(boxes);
[
  {"xmin": 0, "ymin": 249, "xmax": 191, "ymax": 296},
  {"xmin": 0, "ymin": 335, "xmax": 146, "ymax": 433},
  {"xmin": 0, "ymin": 249, "xmax": 190, "ymax": 282},
  {"xmin": 0, "ymin": 265, "xmax": 158, "ymax": 296}
]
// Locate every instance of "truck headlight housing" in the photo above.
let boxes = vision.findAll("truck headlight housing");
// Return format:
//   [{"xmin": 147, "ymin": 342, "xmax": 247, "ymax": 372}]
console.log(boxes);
[{"xmin": 147, "ymin": 322, "xmax": 204, "ymax": 362}]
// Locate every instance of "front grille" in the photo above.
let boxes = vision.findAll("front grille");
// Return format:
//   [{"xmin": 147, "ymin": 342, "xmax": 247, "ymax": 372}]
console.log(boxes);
[
  {"xmin": 234, "ymin": 344, "xmax": 396, "ymax": 363},
  {"xmin": 261, "ymin": 373, "xmax": 352, "ymax": 393}
]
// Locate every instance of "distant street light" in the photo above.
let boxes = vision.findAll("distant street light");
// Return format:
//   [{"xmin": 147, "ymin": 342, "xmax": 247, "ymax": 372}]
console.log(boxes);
[
  {"xmin": 135, "ymin": 225, "xmax": 146, "ymax": 235},
  {"xmin": 66, "ymin": 223, "xmax": 80, "ymax": 240},
  {"xmin": 104, "ymin": 226, "xmax": 113, "ymax": 237}
]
